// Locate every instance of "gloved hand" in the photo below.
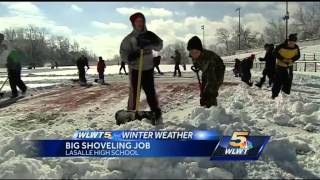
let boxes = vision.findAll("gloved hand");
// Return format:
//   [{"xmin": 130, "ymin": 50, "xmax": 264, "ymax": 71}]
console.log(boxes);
[
  {"xmin": 258, "ymin": 57, "xmax": 264, "ymax": 61},
  {"xmin": 282, "ymin": 59, "xmax": 292, "ymax": 66},
  {"xmin": 137, "ymin": 31, "xmax": 159, "ymax": 48},
  {"xmin": 128, "ymin": 50, "xmax": 140, "ymax": 62},
  {"xmin": 191, "ymin": 65, "xmax": 200, "ymax": 73}
]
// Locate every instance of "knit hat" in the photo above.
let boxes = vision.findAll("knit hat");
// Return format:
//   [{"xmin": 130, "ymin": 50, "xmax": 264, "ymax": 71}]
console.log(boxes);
[
  {"xmin": 187, "ymin": 36, "xmax": 203, "ymax": 51},
  {"xmin": 288, "ymin": 33, "xmax": 298, "ymax": 42},
  {"xmin": 130, "ymin": 12, "xmax": 145, "ymax": 25}
]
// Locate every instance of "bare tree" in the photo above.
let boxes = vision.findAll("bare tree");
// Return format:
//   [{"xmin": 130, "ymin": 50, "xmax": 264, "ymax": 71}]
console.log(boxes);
[
  {"xmin": 264, "ymin": 19, "xmax": 286, "ymax": 44},
  {"xmin": 216, "ymin": 28, "xmax": 232, "ymax": 54},
  {"xmin": 292, "ymin": 3, "xmax": 320, "ymax": 40}
]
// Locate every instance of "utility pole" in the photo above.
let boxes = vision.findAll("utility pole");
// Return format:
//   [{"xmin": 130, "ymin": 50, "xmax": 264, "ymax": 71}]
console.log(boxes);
[
  {"xmin": 201, "ymin": 25, "xmax": 205, "ymax": 48},
  {"xmin": 283, "ymin": 1, "xmax": 289, "ymax": 39},
  {"xmin": 235, "ymin": 7, "xmax": 241, "ymax": 50}
]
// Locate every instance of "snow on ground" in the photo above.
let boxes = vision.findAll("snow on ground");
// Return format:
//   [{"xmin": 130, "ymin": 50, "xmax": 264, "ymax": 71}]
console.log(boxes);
[{"xmin": 0, "ymin": 64, "xmax": 319, "ymax": 179}]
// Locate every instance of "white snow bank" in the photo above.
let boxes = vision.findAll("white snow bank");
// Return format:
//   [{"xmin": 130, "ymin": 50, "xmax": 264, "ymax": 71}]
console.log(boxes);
[{"xmin": 263, "ymin": 138, "xmax": 318, "ymax": 179}]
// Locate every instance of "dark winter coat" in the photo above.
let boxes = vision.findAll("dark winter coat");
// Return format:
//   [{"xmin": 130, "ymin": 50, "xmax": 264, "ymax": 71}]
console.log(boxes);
[
  {"xmin": 97, "ymin": 60, "xmax": 106, "ymax": 73},
  {"xmin": 192, "ymin": 49, "xmax": 225, "ymax": 106},
  {"xmin": 153, "ymin": 56, "xmax": 161, "ymax": 67},
  {"xmin": 260, "ymin": 46, "xmax": 276, "ymax": 70},
  {"xmin": 240, "ymin": 56, "xmax": 254, "ymax": 73},
  {"xmin": 76, "ymin": 56, "xmax": 89, "ymax": 69},
  {"xmin": 173, "ymin": 51, "xmax": 181, "ymax": 65},
  {"xmin": 233, "ymin": 59, "xmax": 241, "ymax": 72}
]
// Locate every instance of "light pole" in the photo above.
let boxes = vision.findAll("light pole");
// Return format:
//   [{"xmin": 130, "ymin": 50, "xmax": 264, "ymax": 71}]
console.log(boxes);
[
  {"xmin": 283, "ymin": 1, "xmax": 289, "ymax": 39},
  {"xmin": 235, "ymin": 7, "xmax": 241, "ymax": 50},
  {"xmin": 201, "ymin": 25, "xmax": 205, "ymax": 48}
]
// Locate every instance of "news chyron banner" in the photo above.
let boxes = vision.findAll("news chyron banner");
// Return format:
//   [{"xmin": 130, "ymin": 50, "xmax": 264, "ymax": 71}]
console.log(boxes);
[{"xmin": 30, "ymin": 130, "xmax": 270, "ymax": 160}]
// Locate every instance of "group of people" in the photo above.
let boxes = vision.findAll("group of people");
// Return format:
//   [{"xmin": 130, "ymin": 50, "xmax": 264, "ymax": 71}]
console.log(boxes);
[
  {"xmin": 233, "ymin": 33, "xmax": 300, "ymax": 99},
  {"xmin": 0, "ymin": 11, "xmax": 301, "ymax": 126},
  {"xmin": 76, "ymin": 55, "xmax": 107, "ymax": 85},
  {"xmin": 119, "ymin": 49, "xmax": 185, "ymax": 77}
]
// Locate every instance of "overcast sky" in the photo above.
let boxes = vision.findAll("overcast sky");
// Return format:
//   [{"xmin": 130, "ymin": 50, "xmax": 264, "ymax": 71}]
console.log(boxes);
[{"xmin": 0, "ymin": 2, "xmax": 310, "ymax": 59}]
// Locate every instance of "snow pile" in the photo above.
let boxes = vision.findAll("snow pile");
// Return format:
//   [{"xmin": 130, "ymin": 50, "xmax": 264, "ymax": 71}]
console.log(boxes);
[
  {"xmin": 0, "ymin": 103, "xmax": 252, "ymax": 179},
  {"xmin": 263, "ymin": 137, "xmax": 318, "ymax": 179},
  {"xmin": 288, "ymin": 102, "xmax": 320, "ymax": 131}
]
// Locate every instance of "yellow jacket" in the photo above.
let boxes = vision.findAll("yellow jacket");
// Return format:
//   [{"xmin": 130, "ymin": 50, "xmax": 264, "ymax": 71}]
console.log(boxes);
[{"xmin": 274, "ymin": 41, "xmax": 300, "ymax": 68}]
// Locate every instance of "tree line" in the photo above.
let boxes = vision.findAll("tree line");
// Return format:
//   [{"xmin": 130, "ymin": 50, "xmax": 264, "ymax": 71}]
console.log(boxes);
[{"xmin": 0, "ymin": 25, "xmax": 97, "ymax": 68}]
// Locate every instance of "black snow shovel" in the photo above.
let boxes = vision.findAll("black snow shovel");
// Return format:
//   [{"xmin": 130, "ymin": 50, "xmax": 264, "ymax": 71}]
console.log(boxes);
[{"xmin": 191, "ymin": 66, "xmax": 203, "ymax": 96}]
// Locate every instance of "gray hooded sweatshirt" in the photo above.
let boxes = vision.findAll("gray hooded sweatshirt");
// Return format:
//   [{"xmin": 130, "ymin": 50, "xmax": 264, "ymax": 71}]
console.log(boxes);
[{"xmin": 120, "ymin": 26, "xmax": 163, "ymax": 71}]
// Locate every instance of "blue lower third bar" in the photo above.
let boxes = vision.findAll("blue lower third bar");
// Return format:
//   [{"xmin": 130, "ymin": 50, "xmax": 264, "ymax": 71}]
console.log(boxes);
[{"xmin": 30, "ymin": 139, "xmax": 220, "ymax": 157}]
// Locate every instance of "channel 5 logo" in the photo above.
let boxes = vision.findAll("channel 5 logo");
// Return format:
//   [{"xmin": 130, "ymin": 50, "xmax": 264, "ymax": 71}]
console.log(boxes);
[
  {"xmin": 210, "ymin": 131, "xmax": 270, "ymax": 160},
  {"xmin": 229, "ymin": 131, "xmax": 253, "ymax": 150},
  {"xmin": 104, "ymin": 132, "xmax": 113, "ymax": 139}
]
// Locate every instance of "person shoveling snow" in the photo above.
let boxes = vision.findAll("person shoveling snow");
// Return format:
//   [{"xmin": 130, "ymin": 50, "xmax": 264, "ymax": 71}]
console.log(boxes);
[
  {"xmin": 0, "ymin": 33, "xmax": 27, "ymax": 98},
  {"xmin": 187, "ymin": 36, "xmax": 225, "ymax": 108},
  {"xmin": 118, "ymin": 12, "xmax": 163, "ymax": 125},
  {"xmin": 272, "ymin": 33, "xmax": 300, "ymax": 99},
  {"xmin": 96, "ymin": 56, "xmax": 106, "ymax": 85},
  {"xmin": 76, "ymin": 54, "xmax": 90, "ymax": 86}
]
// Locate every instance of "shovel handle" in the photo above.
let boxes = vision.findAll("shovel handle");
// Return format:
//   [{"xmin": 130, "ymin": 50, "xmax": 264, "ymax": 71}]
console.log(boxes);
[
  {"xmin": 135, "ymin": 49, "xmax": 144, "ymax": 111},
  {"xmin": 0, "ymin": 77, "xmax": 9, "ymax": 91}
]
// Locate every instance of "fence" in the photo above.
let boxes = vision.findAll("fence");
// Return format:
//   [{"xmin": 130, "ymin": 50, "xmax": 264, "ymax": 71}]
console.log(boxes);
[{"xmin": 224, "ymin": 52, "xmax": 320, "ymax": 72}]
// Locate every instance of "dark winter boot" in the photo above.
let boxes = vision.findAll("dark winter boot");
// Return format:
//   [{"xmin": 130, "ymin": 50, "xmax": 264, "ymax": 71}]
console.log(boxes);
[
  {"xmin": 152, "ymin": 108, "xmax": 162, "ymax": 125},
  {"xmin": 271, "ymin": 93, "xmax": 277, "ymax": 99},
  {"xmin": 10, "ymin": 93, "xmax": 18, "ymax": 99},
  {"xmin": 22, "ymin": 89, "xmax": 27, "ymax": 96},
  {"xmin": 246, "ymin": 81, "xmax": 253, "ymax": 87},
  {"xmin": 255, "ymin": 82, "xmax": 262, "ymax": 88}
]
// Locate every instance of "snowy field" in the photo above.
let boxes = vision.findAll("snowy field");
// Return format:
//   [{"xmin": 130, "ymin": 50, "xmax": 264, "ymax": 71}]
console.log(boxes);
[
  {"xmin": 0, "ymin": 43, "xmax": 320, "ymax": 178},
  {"xmin": 0, "ymin": 65, "xmax": 319, "ymax": 178},
  {"xmin": 0, "ymin": 65, "xmax": 194, "ymax": 92},
  {"xmin": 1, "ymin": 43, "xmax": 318, "ymax": 92}
]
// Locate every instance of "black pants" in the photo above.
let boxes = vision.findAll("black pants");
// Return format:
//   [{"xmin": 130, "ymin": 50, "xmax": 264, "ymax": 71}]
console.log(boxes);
[
  {"xmin": 78, "ymin": 67, "xmax": 86, "ymax": 83},
  {"xmin": 241, "ymin": 69, "xmax": 251, "ymax": 85},
  {"xmin": 258, "ymin": 68, "xmax": 275, "ymax": 86},
  {"xmin": 272, "ymin": 66, "xmax": 293, "ymax": 97},
  {"xmin": 119, "ymin": 64, "xmax": 127, "ymax": 74},
  {"xmin": 174, "ymin": 63, "xmax": 181, "ymax": 76},
  {"xmin": 128, "ymin": 69, "xmax": 160, "ymax": 113},
  {"xmin": 99, "ymin": 72, "xmax": 104, "ymax": 82},
  {"xmin": 154, "ymin": 65, "xmax": 162, "ymax": 74},
  {"xmin": 8, "ymin": 69, "xmax": 27, "ymax": 96},
  {"xmin": 200, "ymin": 76, "xmax": 218, "ymax": 107},
  {"xmin": 233, "ymin": 68, "xmax": 240, "ymax": 77}
]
